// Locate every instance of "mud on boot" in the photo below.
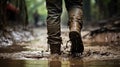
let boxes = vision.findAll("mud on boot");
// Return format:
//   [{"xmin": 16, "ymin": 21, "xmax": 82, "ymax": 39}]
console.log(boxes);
[
  {"xmin": 69, "ymin": 31, "xmax": 84, "ymax": 57},
  {"xmin": 50, "ymin": 44, "xmax": 61, "ymax": 55}
]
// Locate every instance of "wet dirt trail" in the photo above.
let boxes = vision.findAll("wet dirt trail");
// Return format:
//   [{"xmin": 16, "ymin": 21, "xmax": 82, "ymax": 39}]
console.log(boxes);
[
  {"xmin": 0, "ymin": 59, "xmax": 120, "ymax": 67},
  {"xmin": 0, "ymin": 26, "xmax": 120, "ymax": 67}
]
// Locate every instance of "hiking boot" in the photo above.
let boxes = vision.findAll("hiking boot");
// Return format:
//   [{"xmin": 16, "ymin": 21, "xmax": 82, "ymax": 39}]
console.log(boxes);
[
  {"xmin": 50, "ymin": 44, "xmax": 61, "ymax": 55},
  {"xmin": 68, "ymin": 8, "xmax": 84, "ymax": 57},
  {"xmin": 69, "ymin": 31, "xmax": 84, "ymax": 57}
]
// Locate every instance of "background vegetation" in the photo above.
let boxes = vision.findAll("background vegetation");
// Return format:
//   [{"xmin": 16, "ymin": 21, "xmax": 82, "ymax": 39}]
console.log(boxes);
[
  {"xmin": 1, "ymin": 0, "xmax": 120, "ymax": 27},
  {"xmin": 26, "ymin": 0, "xmax": 120, "ymax": 25}
]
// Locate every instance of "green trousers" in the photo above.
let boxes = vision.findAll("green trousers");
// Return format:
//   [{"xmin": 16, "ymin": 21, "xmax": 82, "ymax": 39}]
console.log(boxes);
[{"xmin": 46, "ymin": 0, "xmax": 83, "ymax": 45}]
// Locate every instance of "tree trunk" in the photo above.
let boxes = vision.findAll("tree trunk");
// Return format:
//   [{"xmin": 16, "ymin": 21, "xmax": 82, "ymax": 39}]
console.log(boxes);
[
  {"xmin": 95, "ymin": 0, "xmax": 108, "ymax": 19},
  {"xmin": 0, "ymin": 0, "xmax": 28, "ymax": 29},
  {"xmin": 108, "ymin": 0, "xmax": 120, "ymax": 17},
  {"xmin": 83, "ymin": 0, "xmax": 91, "ymax": 21},
  {"xmin": 0, "ymin": 0, "xmax": 34, "ymax": 47}
]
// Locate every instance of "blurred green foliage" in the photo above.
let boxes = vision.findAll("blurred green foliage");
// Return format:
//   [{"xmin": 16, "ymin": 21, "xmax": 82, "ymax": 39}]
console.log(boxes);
[
  {"xmin": 26, "ymin": 0, "xmax": 120, "ymax": 25},
  {"xmin": 26, "ymin": 0, "xmax": 47, "ymax": 24},
  {"xmin": 26, "ymin": 0, "xmax": 68, "ymax": 25}
]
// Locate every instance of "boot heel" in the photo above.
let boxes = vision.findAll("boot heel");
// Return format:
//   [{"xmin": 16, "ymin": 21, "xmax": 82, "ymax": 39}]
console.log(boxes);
[{"xmin": 69, "ymin": 31, "xmax": 84, "ymax": 56}]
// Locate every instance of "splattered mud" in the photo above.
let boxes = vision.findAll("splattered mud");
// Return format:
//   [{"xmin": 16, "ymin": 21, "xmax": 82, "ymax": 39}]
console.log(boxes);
[{"xmin": 0, "ymin": 27, "xmax": 120, "ymax": 67}]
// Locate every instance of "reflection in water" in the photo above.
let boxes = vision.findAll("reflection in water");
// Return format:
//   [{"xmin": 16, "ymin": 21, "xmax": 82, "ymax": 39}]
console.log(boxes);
[
  {"xmin": 48, "ymin": 58, "xmax": 84, "ymax": 67},
  {"xmin": 0, "ymin": 59, "xmax": 25, "ymax": 67},
  {"xmin": 49, "ymin": 60, "xmax": 61, "ymax": 67},
  {"xmin": 69, "ymin": 58, "xmax": 84, "ymax": 67},
  {"xmin": 0, "ymin": 59, "xmax": 120, "ymax": 67}
]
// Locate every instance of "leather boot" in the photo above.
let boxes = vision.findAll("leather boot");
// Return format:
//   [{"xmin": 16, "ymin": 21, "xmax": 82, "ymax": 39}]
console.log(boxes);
[
  {"xmin": 68, "ymin": 8, "xmax": 84, "ymax": 57},
  {"xmin": 50, "ymin": 44, "xmax": 61, "ymax": 55}
]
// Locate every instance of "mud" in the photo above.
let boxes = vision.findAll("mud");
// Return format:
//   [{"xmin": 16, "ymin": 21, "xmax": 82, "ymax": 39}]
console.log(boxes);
[
  {"xmin": 0, "ymin": 59, "xmax": 120, "ymax": 67},
  {"xmin": 0, "ymin": 27, "xmax": 120, "ymax": 62},
  {"xmin": 0, "ymin": 26, "xmax": 34, "ymax": 47}
]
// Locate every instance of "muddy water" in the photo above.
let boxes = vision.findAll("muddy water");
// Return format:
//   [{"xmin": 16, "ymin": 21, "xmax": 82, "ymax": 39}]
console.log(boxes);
[{"xmin": 0, "ymin": 59, "xmax": 120, "ymax": 67}]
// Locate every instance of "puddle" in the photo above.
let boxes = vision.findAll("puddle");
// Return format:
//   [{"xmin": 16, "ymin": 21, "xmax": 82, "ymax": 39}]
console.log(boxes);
[{"xmin": 0, "ymin": 59, "xmax": 120, "ymax": 67}]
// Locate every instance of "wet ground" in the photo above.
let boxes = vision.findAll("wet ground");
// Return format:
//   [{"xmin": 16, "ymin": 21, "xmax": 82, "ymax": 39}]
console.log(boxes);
[
  {"xmin": 0, "ymin": 26, "xmax": 120, "ymax": 67},
  {"xmin": 0, "ymin": 59, "xmax": 120, "ymax": 67}
]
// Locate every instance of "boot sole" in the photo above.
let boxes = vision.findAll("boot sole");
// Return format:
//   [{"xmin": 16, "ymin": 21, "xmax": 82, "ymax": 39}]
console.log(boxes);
[{"xmin": 69, "ymin": 31, "xmax": 84, "ymax": 56}]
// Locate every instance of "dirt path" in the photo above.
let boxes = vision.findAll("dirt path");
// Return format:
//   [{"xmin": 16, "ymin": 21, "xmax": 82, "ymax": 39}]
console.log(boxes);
[{"xmin": 0, "ymin": 27, "xmax": 120, "ymax": 61}]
